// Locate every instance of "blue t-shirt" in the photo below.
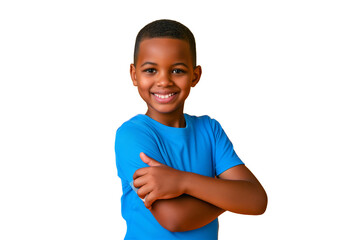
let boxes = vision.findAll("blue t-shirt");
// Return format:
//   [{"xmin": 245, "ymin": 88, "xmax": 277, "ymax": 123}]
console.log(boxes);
[{"xmin": 114, "ymin": 114, "xmax": 244, "ymax": 240}]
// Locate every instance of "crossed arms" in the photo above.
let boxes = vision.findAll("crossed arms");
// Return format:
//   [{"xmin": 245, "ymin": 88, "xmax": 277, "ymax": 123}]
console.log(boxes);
[{"xmin": 133, "ymin": 152, "xmax": 267, "ymax": 232}]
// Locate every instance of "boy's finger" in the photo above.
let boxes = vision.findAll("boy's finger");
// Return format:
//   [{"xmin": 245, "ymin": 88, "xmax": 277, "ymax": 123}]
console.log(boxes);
[
  {"xmin": 137, "ymin": 184, "xmax": 152, "ymax": 199},
  {"xmin": 140, "ymin": 152, "xmax": 163, "ymax": 167},
  {"xmin": 133, "ymin": 167, "xmax": 149, "ymax": 180},
  {"xmin": 144, "ymin": 192, "xmax": 157, "ymax": 209},
  {"xmin": 133, "ymin": 175, "xmax": 148, "ymax": 188}
]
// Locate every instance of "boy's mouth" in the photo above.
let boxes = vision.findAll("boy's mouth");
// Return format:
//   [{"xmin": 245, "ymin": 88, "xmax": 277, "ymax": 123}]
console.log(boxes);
[
  {"xmin": 151, "ymin": 92, "xmax": 178, "ymax": 103},
  {"xmin": 153, "ymin": 92, "xmax": 177, "ymax": 99}
]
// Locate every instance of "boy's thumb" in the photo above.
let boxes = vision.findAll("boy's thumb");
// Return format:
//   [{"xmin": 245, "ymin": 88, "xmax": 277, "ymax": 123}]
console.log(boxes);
[{"xmin": 139, "ymin": 152, "xmax": 162, "ymax": 167}]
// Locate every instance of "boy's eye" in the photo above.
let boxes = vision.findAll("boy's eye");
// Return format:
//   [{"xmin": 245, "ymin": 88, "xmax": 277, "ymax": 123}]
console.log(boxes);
[
  {"xmin": 144, "ymin": 68, "xmax": 156, "ymax": 74},
  {"xmin": 172, "ymin": 69, "xmax": 185, "ymax": 74}
]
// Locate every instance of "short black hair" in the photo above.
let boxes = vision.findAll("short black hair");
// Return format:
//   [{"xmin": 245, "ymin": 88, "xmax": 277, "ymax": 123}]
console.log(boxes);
[{"xmin": 133, "ymin": 19, "xmax": 197, "ymax": 67}]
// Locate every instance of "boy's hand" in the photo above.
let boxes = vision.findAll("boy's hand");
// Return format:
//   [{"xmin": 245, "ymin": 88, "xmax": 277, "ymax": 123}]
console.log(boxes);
[{"xmin": 133, "ymin": 152, "xmax": 186, "ymax": 209}]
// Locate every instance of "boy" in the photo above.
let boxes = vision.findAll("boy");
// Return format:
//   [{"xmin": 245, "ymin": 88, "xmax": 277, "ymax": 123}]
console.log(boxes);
[{"xmin": 115, "ymin": 19, "xmax": 267, "ymax": 239}]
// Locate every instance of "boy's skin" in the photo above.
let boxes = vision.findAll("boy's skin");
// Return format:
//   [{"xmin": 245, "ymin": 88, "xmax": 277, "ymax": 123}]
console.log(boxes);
[{"xmin": 129, "ymin": 37, "xmax": 267, "ymax": 232}]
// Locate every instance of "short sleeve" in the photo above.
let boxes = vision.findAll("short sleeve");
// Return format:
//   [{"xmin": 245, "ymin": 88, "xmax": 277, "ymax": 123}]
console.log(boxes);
[
  {"xmin": 210, "ymin": 118, "xmax": 244, "ymax": 176},
  {"xmin": 114, "ymin": 122, "xmax": 164, "ymax": 184}
]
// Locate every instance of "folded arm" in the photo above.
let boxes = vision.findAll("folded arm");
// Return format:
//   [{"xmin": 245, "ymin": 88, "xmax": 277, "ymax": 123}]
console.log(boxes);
[
  {"xmin": 133, "ymin": 153, "xmax": 267, "ymax": 232},
  {"xmin": 184, "ymin": 164, "xmax": 267, "ymax": 215},
  {"xmin": 133, "ymin": 153, "xmax": 224, "ymax": 232},
  {"xmin": 150, "ymin": 194, "xmax": 224, "ymax": 232}
]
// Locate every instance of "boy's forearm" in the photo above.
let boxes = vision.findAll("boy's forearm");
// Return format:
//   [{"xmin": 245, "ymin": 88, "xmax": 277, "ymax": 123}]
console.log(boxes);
[
  {"xmin": 182, "ymin": 171, "xmax": 267, "ymax": 215},
  {"xmin": 150, "ymin": 194, "xmax": 224, "ymax": 232}
]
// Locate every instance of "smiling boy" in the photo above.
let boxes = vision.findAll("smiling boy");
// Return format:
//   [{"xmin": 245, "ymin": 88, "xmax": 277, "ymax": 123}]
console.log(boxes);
[
  {"xmin": 115, "ymin": 19, "xmax": 267, "ymax": 239},
  {"xmin": 131, "ymin": 36, "xmax": 199, "ymax": 128}
]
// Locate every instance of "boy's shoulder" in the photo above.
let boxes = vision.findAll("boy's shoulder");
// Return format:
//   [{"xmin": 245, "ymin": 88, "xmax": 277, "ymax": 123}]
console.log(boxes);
[
  {"xmin": 186, "ymin": 114, "xmax": 221, "ymax": 129},
  {"xmin": 116, "ymin": 114, "xmax": 150, "ymax": 137},
  {"xmin": 185, "ymin": 113, "xmax": 211, "ymax": 121},
  {"xmin": 119, "ymin": 114, "xmax": 147, "ymax": 127}
]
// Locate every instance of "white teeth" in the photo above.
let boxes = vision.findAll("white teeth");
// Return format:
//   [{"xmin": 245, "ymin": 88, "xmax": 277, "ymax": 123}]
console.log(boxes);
[{"xmin": 154, "ymin": 93, "xmax": 176, "ymax": 99}]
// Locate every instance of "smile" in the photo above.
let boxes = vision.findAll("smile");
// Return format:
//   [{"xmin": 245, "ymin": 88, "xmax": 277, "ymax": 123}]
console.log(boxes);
[
  {"xmin": 152, "ymin": 92, "xmax": 178, "ymax": 104},
  {"xmin": 153, "ymin": 93, "xmax": 177, "ymax": 99}
]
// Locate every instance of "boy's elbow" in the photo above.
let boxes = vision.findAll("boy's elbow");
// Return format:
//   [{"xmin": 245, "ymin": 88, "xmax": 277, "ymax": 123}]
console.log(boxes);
[
  {"xmin": 236, "ymin": 189, "xmax": 267, "ymax": 215},
  {"xmin": 254, "ymin": 199, "xmax": 267, "ymax": 215},
  {"xmin": 150, "ymin": 201, "xmax": 186, "ymax": 232},
  {"xmin": 161, "ymin": 221, "xmax": 182, "ymax": 233},
  {"xmin": 157, "ymin": 216, "xmax": 185, "ymax": 232},
  {"xmin": 250, "ymin": 190, "xmax": 268, "ymax": 215}
]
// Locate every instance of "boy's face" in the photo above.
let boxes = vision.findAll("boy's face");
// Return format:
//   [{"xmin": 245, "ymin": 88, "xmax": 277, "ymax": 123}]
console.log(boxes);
[{"xmin": 130, "ymin": 38, "xmax": 201, "ymax": 121}]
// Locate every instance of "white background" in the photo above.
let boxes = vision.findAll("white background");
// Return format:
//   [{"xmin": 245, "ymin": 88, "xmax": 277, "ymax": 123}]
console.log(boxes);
[{"xmin": 1, "ymin": 0, "xmax": 359, "ymax": 239}]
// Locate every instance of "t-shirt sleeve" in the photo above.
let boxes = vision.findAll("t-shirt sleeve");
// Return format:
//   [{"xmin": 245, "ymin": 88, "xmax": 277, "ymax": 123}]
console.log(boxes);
[
  {"xmin": 114, "ymin": 122, "xmax": 164, "ymax": 184},
  {"xmin": 210, "ymin": 118, "xmax": 244, "ymax": 176}
]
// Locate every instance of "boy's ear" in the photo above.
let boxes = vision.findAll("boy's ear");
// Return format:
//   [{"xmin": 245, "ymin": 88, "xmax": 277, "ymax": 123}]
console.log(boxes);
[
  {"xmin": 130, "ymin": 64, "xmax": 138, "ymax": 86},
  {"xmin": 191, "ymin": 65, "xmax": 202, "ymax": 87}
]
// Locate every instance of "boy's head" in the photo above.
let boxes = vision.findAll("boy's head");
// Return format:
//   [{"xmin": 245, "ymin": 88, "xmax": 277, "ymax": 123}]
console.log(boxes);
[
  {"xmin": 133, "ymin": 19, "xmax": 197, "ymax": 68},
  {"xmin": 130, "ymin": 19, "xmax": 202, "ymax": 125}
]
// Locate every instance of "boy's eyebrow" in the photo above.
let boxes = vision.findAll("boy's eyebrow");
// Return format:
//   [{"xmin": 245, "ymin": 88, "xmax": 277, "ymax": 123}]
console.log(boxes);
[
  {"xmin": 172, "ymin": 63, "xmax": 189, "ymax": 68},
  {"xmin": 140, "ymin": 62, "xmax": 190, "ymax": 68},
  {"xmin": 140, "ymin": 62, "xmax": 157, "ymax": 67}
]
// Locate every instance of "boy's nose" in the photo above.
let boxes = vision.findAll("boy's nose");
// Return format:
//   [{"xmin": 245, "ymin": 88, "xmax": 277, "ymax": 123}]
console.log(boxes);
[{"xmin": 156, "ymin": 72, "xmax": 174, "ymax": 87}]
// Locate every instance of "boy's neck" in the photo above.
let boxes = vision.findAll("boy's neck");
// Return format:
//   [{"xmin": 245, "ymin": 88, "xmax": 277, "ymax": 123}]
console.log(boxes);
[{"xmin": 145, "ymin": 109, "xmax": 186, "ymax": 128}]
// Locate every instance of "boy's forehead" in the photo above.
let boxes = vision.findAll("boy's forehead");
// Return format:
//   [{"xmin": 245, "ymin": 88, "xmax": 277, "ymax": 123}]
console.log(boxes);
[
  {"xmin": 139, "ymin": 37, "xmax": 189, "ymax": 48},
  {"xmin": 137, "ymin": 38, "xmax": 192, "ymax": 63}
]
